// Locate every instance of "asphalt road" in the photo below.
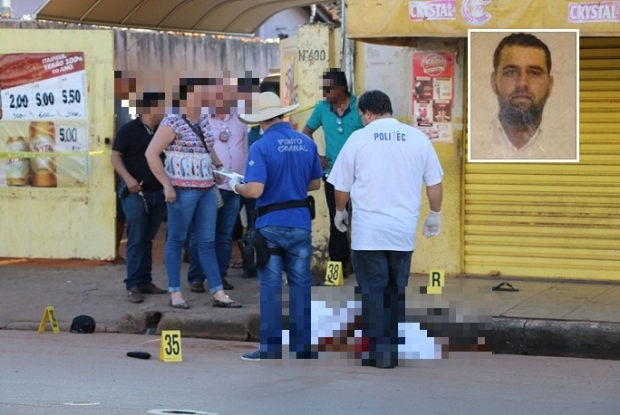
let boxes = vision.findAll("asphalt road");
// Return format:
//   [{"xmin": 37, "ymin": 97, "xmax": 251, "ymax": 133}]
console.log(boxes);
[{"xmin": 1, "ymin": 330, "xmax": 619, "ymax": 415}]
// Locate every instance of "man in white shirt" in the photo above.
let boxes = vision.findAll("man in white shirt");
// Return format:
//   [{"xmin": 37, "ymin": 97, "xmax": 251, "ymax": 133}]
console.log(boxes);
[{"xmin": 327, "ymin": 89, "xmax": 443, "ymax": 368}]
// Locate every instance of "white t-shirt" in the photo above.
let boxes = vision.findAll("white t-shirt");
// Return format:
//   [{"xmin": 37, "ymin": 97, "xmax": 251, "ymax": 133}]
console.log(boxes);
[{"xmin": 328, "ymin": 118, "xmax": 443, "ymax": 251}]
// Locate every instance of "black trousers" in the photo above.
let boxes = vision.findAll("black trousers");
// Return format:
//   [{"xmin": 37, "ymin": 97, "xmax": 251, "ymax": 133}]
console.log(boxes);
[
  {"xmin": 358, "ymin": 286, "xmax": 405, "ymax": 368},
  {"xmin": 324, "ymin": 180, "xmax": 350, "ymax": 266}
]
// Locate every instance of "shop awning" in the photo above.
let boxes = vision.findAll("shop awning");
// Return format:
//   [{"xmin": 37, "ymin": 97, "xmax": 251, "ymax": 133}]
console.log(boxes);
[
  {"xmin": 347, "ymin": 0, "xmax": 620, "ymax": 43},
  {"xmin": 35, "ymin": 0, "xmax": 329, "ymax": 36}
]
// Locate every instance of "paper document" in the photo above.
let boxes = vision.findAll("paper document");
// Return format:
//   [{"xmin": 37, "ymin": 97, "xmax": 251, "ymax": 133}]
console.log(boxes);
[{"xmin": 214, "ymin": 170, "xmax": 245, "ymax": 181}]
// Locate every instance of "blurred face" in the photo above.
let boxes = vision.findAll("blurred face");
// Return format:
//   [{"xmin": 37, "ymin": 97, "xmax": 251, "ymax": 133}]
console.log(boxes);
[
  {"xmin": 114, "ymin": 77, "xmax": 136, "ymax": 100},
  {"xmin": 207, "ymin": 78, "xmax": 242, "ymax": 114},
  {"xmin": 142, "ymin": 100, "xmax": 165, "ymax": 122},
  {"xmin": 207, "ymin": 80, "xmax": 225, "ymax": 106},
  {"xmin": 491, "ymin": 45, "xmax": 553, "ymax": 127},
  {"xmin": 322, "ymin": 78, "xmax": 342, "ymax": 104},
  {"xmin": 183, "ymin": 84, "xmax": 209, "ymax": 111}
]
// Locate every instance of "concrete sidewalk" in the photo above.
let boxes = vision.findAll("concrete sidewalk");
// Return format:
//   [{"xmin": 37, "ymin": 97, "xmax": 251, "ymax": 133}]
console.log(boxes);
[{"xmin": 1, "ymin": 226, "xmax": 619, "ymax": 360}]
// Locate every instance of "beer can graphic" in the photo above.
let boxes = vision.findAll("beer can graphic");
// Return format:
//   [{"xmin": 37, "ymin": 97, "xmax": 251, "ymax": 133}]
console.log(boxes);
[
  {"xmin": 6, "ymin": 136, "xmax": 30, "ymax": 186},
  {"xmin": 29, "ymin": 121, "xmax": 57, "ymax": 187}
]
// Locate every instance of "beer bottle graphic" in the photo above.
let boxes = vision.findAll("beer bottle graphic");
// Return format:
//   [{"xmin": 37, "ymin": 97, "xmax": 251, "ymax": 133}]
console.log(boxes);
[
  {"xmin": 6, "ymin": 136, "xmax": 30, "ymax": 186},
  {"xmin": 29, "ymin": 121, "xmax": 57, "ymax": 187}
]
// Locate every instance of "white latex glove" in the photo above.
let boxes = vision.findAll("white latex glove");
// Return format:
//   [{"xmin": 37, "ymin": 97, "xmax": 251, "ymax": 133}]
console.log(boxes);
[
  {"xmin": 214, "ymin": 170, "xmax": 244, "ymax": 193},
  {"xmin": 228, "ymin": 175, "xmax": 243, "ymax": 194},
  {"xmin": 422, "ymin": 210, "xmax": 442, "ymax": 238},
  {"xmin": 334, "ymin": 210, "xmax": 349, "ymax": 233}
]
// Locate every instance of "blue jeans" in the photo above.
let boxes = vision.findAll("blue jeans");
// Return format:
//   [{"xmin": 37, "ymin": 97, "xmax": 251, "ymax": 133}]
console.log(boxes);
[
  {"xmin": 187, "ymin": 189, "xmax": 240, "ymax": 283},
  {"xmin": 258, "ymin": 226, "xmax": 314, "ymax": 358},
  {"xmin": 121, "ymin": 191, "xmax": 166, "ymax": 290},
  {"xmin": 352, "ymin": 250, "xmax": 411, "ymax": 367},
  {"xmin": 165, "ymin": 187, "xmax": 223, "ymax": 293}
]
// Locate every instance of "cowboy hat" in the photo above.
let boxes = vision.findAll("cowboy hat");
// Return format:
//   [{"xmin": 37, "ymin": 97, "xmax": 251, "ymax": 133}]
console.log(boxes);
[{"xmin": 239, "ymin": 92, "xmax": 299, "ymax": 124}]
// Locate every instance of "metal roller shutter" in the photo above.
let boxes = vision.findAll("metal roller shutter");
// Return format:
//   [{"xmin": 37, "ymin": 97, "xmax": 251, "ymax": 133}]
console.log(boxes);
[{"xmin": 463, "ymin": 37, "xmax": 620, "ymax": 280}]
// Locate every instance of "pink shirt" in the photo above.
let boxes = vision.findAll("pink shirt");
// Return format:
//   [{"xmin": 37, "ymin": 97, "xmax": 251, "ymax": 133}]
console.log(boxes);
[
  {"xmin": 210, "ymin": 115, "xmax": 248, "ymax": 192},
  {"xmin": 161, "ymin": 114, "xmax": 216, "ymax": 189}
]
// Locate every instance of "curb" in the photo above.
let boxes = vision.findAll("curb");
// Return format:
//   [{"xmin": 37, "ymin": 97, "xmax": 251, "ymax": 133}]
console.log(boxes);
[
  {"xmin": 7, "ymin": 313, "xmax": 620, "ymax": 361},
  {"xmin": 156, "ymin": 311, "xmax": 260, "ymax": 341},
  {"xmin": 491, "ymin": 317, "xmax": 620, "ymax": 360},
  {"xmin": 118, "ymin": 310, "xmax": 261, "ymax": 341}
]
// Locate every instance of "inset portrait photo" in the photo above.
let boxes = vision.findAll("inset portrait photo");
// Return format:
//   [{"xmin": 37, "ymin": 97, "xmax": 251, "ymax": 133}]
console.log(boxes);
[{"xmin": 468, "ymin": 30, "xmax": 579, "ymax": 163}]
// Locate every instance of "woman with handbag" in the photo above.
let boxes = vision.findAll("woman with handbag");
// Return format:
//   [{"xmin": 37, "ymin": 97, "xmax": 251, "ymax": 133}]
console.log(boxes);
[{"xmin": 145, "ymin": 77, "xmax": 242, "ymax": 309}]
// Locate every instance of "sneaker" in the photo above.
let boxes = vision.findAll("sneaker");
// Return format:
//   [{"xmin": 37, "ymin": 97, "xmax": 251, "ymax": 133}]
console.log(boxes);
[
  {"xmin": 240, "ymin": 349, "xmax": 261, "ymax": 361},
  {"xmin": 138, "ymin": 282, "xmax": 167, "ymax": 294},
  {"xmin": 127, "ymin": 288, "xmax": 143, "ymax": 303}
]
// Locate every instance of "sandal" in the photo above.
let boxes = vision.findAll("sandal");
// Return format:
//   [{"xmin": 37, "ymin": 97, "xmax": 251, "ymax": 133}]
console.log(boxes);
[
  {"xmin": 169, "ymin": 299, "xmax": 190, "ymax": 309},
  {"xmin": 492, "ymin": 282, "xmax": 520, "ymax": 292}
]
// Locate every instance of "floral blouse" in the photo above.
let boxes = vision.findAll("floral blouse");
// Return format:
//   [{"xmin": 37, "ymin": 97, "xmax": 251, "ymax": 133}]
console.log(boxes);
[{"xmin": 161, "ymin": 114, "xmax": 216, "ymax": 188}]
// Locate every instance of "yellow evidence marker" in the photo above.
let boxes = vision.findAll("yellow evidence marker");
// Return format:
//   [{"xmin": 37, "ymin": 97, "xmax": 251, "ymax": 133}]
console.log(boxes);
[
  {"xmin": 426, "ymin": 269, "xmax": 445, "ymax": 294},
  {"xmin": 38, "ymin": 306, "xmax": 60, "ymax": 334},
  {"xmin": 160, "ymin": 330, "xmax": 183, "ymax": 362},
  {"xmin": 324, "ymin": 261, "xmax": 344, "ymax": 286}
]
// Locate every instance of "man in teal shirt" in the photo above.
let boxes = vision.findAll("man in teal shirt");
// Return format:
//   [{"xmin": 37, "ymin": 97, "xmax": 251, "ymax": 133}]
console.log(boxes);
[{"xmin": 302, "ymin": 69, "xmax": 364, "ymax": 276}]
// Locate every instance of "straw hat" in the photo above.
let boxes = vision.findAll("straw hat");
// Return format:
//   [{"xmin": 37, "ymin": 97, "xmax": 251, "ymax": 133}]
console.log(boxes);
[{"xmin": 239, "ymin": 92, "xmax": 299, "ymax": 124}]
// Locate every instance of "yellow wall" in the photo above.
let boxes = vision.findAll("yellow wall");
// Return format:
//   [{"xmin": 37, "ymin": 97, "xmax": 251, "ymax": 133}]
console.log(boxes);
[
  {"xmin": 292, "ymin": 24, "xmax": 338, "ymax": 273},
  {"xmin": 0, "ymin": 29, "xmax": 115, "ymax": 259}
]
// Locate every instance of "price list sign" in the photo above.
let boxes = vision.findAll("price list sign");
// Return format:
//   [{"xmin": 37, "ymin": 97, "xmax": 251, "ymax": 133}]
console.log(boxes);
[
  {"xmin": 0, "ymin": 52, "xmax": 89, "ymax": 188},
  {"xmin": 0, "ymin": 52, "xmax": 86, "ymax": 120}
]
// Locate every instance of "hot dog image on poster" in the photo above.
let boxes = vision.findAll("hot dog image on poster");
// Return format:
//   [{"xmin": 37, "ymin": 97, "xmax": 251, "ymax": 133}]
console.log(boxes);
[
  {"xmin": 0, "ymin": 52, "xmax": 88, "ymax": 187},
  {"xmin": 412, "ymin": 51, "xmax": 455, "ymax": 142}
]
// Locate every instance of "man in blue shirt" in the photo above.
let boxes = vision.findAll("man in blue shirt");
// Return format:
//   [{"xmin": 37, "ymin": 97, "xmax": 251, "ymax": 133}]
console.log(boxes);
[
  {"xmin": 233, "ymin": 92, "xmax": 323, "ymax": 361},
  {"xmin": 302, "ymin": 69, "xmax": 364, "ymax": 277}
]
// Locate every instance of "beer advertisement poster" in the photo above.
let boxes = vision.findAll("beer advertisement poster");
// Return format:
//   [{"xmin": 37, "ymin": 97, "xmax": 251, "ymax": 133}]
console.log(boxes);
[
  {"xmin": 412, "ymin": 51, "xmax": 455, "ymax": 143},
  {"xmin": 0, "ymin": 52, "xmax": 88, "ymax": 187}
]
